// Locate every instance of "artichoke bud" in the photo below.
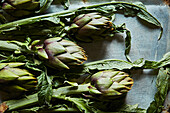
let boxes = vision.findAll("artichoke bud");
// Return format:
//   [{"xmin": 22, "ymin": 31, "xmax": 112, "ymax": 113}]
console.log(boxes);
[
  {"xmin": 0, "ymin": 62, "xmax": 25, "ymax": 82},
  {"xmin": 0, "ymin": 62, "xmax": 36, "ymax": 83},
  {"xmin": 0, "ymin": 62, "xmax": 38, "ymax": 99},
  {"xmin": 34, "ymin": 37, "xmax": 87, "ymax": 70},
  {"xmin": 68, "ymin": 13, "xmax": 114, "ymax": 42},
  {"xmin": 90, "ymin": 70, "xmax": 133, "ymax": 99},
  {"xmin": 2, "ymin": 0, "xmax": 39, "ymax": 17}
]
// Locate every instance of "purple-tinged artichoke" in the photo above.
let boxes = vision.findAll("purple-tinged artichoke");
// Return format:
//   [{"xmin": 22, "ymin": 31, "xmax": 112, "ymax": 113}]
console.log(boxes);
[
  {"xmin": 68, "ymin": 13, "xmax": 114, "ymax": 42},
  {"xmin": 33, "ymin": 37, "xmax": 87, "ymax": 70},
  {"xmin": 52, "ymin": 70, "xmax": 133, "ymax": 101},
  {"xmin": 89, "ymin": 70, "xmax": 134, "ymax": 99}
]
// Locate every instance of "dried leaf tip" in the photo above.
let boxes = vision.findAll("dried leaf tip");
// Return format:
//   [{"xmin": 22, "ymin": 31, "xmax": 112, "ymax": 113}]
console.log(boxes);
[{"xmin": 0, "ymin": 102, "xmax": 8, "ymax": 113}]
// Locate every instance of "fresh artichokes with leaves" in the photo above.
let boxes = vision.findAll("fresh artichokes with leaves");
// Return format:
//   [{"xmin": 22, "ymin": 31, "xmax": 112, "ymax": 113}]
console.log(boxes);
[
  {"xmin": 1, "ymin": 0, "xmax": 53, "ymax": 18},
  {"xmin": 32, "ymin": 37, "xmax": 87, "ymax": 70},
  {"xmin": 89, "ymin": 70, "xmax": 134, "ymax": 99},
  {"xmin": 68, "ymin": 13, "xmax": 114, "ymax": 42},
  {"xmin": 52, "ymin": 70, "xmax": 133, "ymax": 101},
  {"xmin": 0, "ymin": 62, "xmax": 37, "ymax": 100}
]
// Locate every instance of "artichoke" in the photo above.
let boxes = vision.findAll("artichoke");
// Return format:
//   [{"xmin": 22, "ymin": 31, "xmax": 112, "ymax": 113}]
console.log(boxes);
[
  {"xmin": 68, "ymin": 13, "xmax": 114, "ymax": 42},
  {"xmin": 1, "ymin": 0, "xmax": 53, "ymax": 18},
  {"xmin": 52, "ymin": 70, "xmax": 133, "ymax": 101},
  {"xmin": 0, "ymin": 37, "xmax": 87, "ymax": 70},
  {"xmin": 89, "ymin": 70, "xmax": 134, "ymax": 99},
  {"xmin": 0, "ymin": 62, "xmax": 37, "ymax": 99},
  {"xmin": 33, "ymin": 37, "xmax": 87, "ymax": 70}
]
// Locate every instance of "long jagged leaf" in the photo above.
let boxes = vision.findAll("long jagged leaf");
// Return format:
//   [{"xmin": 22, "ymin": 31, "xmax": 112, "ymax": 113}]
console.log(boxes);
[
  {"xmin": 147, "ymin": 67, "xmax": 170, "ymax": 113},
  {"xmin": 58, "ymin": 52, "xmax": 169, "ymax": 80},
  {"xmin": 144, "ymin": 52, "xmax": 170, "ymax": 69},
  {"xmin": 84, "ymin": 59, "xmax": 133, "ymax": 71},
  {"xmin": 37, "ymin": 69, "xmax": 53, "ymax": 106},
  {"xmin": 64, "ymin": 97, "xmax": 94, "ymax": 113}
]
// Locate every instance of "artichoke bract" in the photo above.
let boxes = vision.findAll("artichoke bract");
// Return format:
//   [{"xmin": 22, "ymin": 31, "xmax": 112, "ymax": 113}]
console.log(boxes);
[
  {"xmin": 89, "ymin": 70, "xmax": 133, "ymax": 99},
  {"xmin": 68, "ymin": 13, "xmax": 114, "ymax": 42},
  {"xmin": 33, "ymin": 37, "xmax": 87, "ymax": 70},
  {"xmin": 0, "ymin": 62, "xmax": 37, "ymax": 100}
]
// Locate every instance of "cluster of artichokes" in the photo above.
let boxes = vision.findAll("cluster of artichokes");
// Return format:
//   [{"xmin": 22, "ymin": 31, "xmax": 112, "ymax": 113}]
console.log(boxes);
[
  {"xmin": 0, "ymin": 12, "xmax": 134, "ymax": 99},
  {"xmin": 0, "ymin": 6, "xmax": 134, "ymax": 112}
]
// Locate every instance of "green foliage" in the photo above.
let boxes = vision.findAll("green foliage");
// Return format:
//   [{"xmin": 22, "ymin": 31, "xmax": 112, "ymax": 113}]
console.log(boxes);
[
  {"xmin": 147, "ymin": 67, "xmax": 170, "ymax": 113},
  {"xmin": 37, "ymin": 70, "xmax": 53, "ymax": 106}
]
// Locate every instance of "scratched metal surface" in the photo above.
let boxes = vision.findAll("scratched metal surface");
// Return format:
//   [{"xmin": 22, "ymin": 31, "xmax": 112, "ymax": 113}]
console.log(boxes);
[{"xmin": 48, "ymin": 0, "xmax": 170, "ymax": 109}]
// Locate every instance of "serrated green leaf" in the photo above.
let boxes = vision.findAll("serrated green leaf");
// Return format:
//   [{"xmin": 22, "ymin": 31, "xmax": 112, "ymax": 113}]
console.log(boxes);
[
  {"xmin": 37, "ymin": 69, "xmax": 53, "ymax": 106},
  {"xmin": 84, "ymin": 59, "xmax": 133, "ymax": 71},
  {"xmin": 144, "ymin": 52, "xmax": 170, "ymax": 69},
  {"xmin": 147, "ymin": 67, "xmax": 170, "ymax": 113},
  {"xmin": 64, "ymin": 97, "xmax": 94, "ymax": 113},
  {"xmin": 137, "ymin": 9, "xmax": 161, "ymax": 27}
]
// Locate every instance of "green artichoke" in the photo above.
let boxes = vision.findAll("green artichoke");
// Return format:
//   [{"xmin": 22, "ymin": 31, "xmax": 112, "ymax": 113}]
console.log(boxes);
[
  {"xmin": 0, "ymin": 37, "xmax": 87, "ymax": 70},
  {"xmin": 52, "ymin": 70, "xmax": 133, "ymax": 101},
  {"xmin": 33, "ymin": 37, "xmax": 87, "ymax": 70},
  {"xmin": 0, "ymin": 62, "xmax": 32, "ymax": 82},
  {"xmin": 1, "ymin": 0, "xmax": 53, "ymax": 18},
  {"xmin": 68, "ymin": 13, "xmax": 114, "ymax": 42},
  {"xmin": 0, "ymin": 62, "xmax": 37, "ymax": 100},
  {"xmin": 89, "ymin": 70, "xmax": 134, "ymax": 99}
]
